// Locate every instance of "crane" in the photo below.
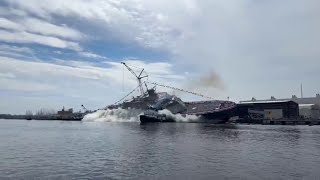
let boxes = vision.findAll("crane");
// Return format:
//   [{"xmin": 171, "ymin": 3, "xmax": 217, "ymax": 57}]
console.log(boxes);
[
  {"xmin": 121, "ymin": 62, "xmax": 148, "ymax": 96},
  {"xmin": 81, "ymin": 104, "xmax": 88, "ymax": 113}
]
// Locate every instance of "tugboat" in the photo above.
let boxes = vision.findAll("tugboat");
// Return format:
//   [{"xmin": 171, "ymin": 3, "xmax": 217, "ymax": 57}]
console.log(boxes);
[
  {"xmin": 140, "ymin": 110, "xmax": 175, "ymax": 123},
  {"xmin": 106, "ymin": 62, "xmax": 237, "ymax": 123}
]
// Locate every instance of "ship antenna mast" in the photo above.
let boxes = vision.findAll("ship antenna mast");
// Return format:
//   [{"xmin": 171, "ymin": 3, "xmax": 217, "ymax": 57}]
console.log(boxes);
[
  {"xmin": 121, "ymin": 62, "xmax": 148, "ymax": 96},
  {"xmin": 81, "ymin": 104, "xmax": 88, "ymax": 113}
]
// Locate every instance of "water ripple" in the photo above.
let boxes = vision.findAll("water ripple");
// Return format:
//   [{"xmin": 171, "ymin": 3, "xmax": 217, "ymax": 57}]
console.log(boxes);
[{"xmin": 1, "ymin": 120, "xmax": 320, "ymax": 179}]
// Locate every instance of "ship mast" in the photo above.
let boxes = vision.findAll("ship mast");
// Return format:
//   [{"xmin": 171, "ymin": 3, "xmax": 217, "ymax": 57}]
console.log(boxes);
[
  {"xmin": 121, "ymin": 62, "xmax": 148, "ymax": 96},
  {"xmin": 81, "ymin": 104, "xmax": 88, "ymax": 113}
]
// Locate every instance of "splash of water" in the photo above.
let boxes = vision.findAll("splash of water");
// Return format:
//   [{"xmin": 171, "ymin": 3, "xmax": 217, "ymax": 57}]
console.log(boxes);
[
  {"xmin": 83, "ymin": 108, "xmax": 201, "ymax": 123},
  {"xmin": 82, "ymin": 108, "xmax": 142, "ymax": 122},
  {"xmin": 158, "ymin": 109, "xmax": 201, "ymax": 122}
]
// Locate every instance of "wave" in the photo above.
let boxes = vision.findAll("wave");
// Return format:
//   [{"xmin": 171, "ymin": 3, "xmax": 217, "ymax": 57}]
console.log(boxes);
[
  {"xmin": 83, "ymin": 108, "xmax": 201, "ymax": 123},
  {"xmin": 158, "ymin": 109, "xmax": 201, "ymax": 122},
  {"xmin": 82, "ymin": 108, "xmax": 142, "ymax": 122}
]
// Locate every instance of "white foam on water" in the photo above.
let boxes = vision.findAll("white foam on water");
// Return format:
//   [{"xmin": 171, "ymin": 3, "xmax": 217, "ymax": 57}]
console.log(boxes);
[
  {"xmin": 82, "ymin": 108, "xmax": 142, "ymax": 122},
  {"xmin": 83, "ymin": 108, "xmax": 201, "ymax": 123},
  {"xmin": 158, "ymin": 109, "xmax": 201, "ymax": 122}
]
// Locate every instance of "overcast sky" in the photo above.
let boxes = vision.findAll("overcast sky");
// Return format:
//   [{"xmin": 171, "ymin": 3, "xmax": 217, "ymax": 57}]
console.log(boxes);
[{"xmin": 0, "ymin": 0, "xmax": 319, "ymax": 114}]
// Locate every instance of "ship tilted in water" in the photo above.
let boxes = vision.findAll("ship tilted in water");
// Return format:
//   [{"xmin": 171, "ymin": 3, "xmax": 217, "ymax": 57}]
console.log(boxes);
[{"xmin": 106, "ymin": 62, "xmax": 236, "ymax": 123}]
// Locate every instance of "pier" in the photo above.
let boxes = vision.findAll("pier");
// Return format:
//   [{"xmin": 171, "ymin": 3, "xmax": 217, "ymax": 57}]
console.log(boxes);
[{"xmin": 263, "ymin": 119, "xmax": 320, "ymax": 125}]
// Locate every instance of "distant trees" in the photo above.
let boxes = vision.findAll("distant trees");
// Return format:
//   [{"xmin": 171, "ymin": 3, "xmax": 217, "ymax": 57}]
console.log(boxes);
[
  {"xmin": 25, "ymin": 110, "xmax": 33, "ymax": 116},
  {"xmin": 25, "ymin": 108, "xmax": 58, "ymax": 116},
  {"xmin": 35, "ymin": 108, "xmax": 56, "ymax": 116}
]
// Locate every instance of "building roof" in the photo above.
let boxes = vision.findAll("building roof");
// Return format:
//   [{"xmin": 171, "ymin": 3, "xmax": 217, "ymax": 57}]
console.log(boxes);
[
  {"xmin": 239, "ymin": 100, "xmax": 294, "ymax": 104},
  {"xmin": 299, "ymin": 104, "xmax": 315, "ymax": 107},
  {"xmin": 239, "ymin": 95, "xmax": 320, "ymax": 105}
]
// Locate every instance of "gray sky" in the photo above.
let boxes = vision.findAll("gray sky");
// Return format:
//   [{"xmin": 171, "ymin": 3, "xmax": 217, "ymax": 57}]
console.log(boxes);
[{"xmin": 0, "ymin": 0, "xmax": 319, "ymax": 114}]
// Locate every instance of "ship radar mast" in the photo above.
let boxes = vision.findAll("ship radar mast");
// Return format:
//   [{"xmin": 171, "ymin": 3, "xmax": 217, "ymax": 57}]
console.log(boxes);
[{"xmin": 121, "ymin": 62, "xmax": 148, "ymax": 96}]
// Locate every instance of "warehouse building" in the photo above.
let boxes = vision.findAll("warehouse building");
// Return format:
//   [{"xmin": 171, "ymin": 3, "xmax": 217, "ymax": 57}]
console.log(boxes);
[
  {"xmin": 299, "ymin": 104, "xmax": 320, "ymax": 119},
  {"xmin": 237, "ymin": 100, "xmax": 299, "ymax": 120},
  {"xmin": 240, "ymin": 94, "xmax": 320, "ymax": 106}
]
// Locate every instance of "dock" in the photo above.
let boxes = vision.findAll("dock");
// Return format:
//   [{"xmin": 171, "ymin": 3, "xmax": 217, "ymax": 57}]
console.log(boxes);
[{"xmin": 263, "ymin": 119, "xmax": 320, "ymax": 125}]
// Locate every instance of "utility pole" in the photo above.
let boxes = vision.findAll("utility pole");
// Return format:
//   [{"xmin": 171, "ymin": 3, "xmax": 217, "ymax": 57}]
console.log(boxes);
[{"xmin": 300, "ymin": 83, "xmax": 303, "ymax": 98}]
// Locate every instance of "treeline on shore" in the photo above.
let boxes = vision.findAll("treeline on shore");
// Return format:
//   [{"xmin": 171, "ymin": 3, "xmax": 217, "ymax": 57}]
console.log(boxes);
[{"xmin": 1, "ymin": 108, "xmax": 57, "ymax": 120}]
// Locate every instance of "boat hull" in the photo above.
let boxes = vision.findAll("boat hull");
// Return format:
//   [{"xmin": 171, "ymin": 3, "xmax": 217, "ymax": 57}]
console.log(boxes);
[
  {"xmin": 140, "ymin": 114, "xmax": 175, "ymax": 123},
  {"xmin": 140, "ymin": 106, "xmax": 236, "ymax": 123}
]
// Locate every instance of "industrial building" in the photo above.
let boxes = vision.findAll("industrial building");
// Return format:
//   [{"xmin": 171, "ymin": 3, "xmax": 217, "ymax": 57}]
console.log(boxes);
[
  {"xmin": 299, "ymin": 104, "xmax": 320, "ymax": 119},
  {"xmin": 239, "ymin": 94, "xmax": 320, "ymax": 121},
  {"xmin": 237, "ymin": 100, "xmax": 299, "ymax": 121},
  {"xmin": 240, "ymin": 94, "xmax": 320, "ymax": 106}
]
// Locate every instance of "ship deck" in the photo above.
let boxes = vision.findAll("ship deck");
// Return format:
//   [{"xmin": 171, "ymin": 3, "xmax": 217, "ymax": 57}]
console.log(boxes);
[{"xmin": 184, "ymin": 101, "xmax": 236, "ymax": 115}]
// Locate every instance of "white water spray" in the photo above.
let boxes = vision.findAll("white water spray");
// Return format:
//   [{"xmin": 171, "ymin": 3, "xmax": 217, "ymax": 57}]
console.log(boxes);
[
  {"xmin": 82, "ymin": 108, "xmax": 142, "ymax": 122},
  {"xmin": 158, "ymin": 109, "xmax": 201, "ymax": 122},
  {"xmin": 83, "ymin": 108, "xmax": 202, "ymax": 123}
]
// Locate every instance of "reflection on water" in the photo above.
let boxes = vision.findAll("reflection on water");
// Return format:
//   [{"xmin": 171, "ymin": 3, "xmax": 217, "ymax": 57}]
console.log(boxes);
[{"xmin": 1, "ymin": 120, "xmax": 320, "ymax": 179}]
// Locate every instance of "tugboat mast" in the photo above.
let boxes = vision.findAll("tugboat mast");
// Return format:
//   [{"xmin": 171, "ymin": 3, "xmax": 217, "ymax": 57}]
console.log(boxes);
[{"xmin": 121, "ymin": 62, "xmax": 148, "ymax": 96}]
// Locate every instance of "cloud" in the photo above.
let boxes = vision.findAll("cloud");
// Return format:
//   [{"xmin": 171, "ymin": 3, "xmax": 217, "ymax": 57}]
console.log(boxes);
[
  {"xmin": 0, "ymin": 56, "xmax": 107, "ymax": 81},
  {"xmin": 1, "ymin": 0, "xmax": 320, "ymax": 112},
  {"xmin": 0, "ymin": 55, "xmax": 184, "ymax": 113},
  {"xmin": 137, "ymin": 0, "xmax": 320, "ymax": 100},
  {"xmin": 20, "ymin": 18, "xmax": 83, "ymax": 40},
  {"xmin": 0, "ymin": 44, "xmax": 33, "ymax": 54},
  {"xmin": 2, "ymin": 0, "xmax": 180, "ymax": 51},
  {"xmin": 0, "ymin": 16, "xmax": 83, "ymax": 50},
  {"xmin": 3, "ymin": 0, "xmax": 320, "ymax": 63},
  {"xmin": 0, "ymin": 44, "xmax": 34, "ymax": 54},
  {"xmin": 104, "ymin": 60, "xmax": 184, "ymax": 82},
  {"xmin": 0, "ymin": 78, "xmax": 56, "ymax": 92},
  {"xmin": 0, "ymin": 72, "xmax": 15, "ymax": 79},
  {"xmin": 0, "ymin": 17, "xmax": 21, "ymax": 30},
  {"xmin": 0, "ymin": 16, "xmax": 83, "ymax": 41},
  {"xmin": 0, "ymin": 30, "xmax": 81, "ymax": 50},
  {"xmin": 78, "ymin": 51, "xmax": 107, "ymax": 59},
  {"xmin": 0, "ymin": 44, "xmax": 34, "ymax": 58}
]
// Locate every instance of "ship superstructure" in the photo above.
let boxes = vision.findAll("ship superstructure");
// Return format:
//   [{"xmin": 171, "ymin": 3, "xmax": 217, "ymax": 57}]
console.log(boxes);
[{"xmin": 106, "ymin": 62, "xmax": 236, "ymax": 123}]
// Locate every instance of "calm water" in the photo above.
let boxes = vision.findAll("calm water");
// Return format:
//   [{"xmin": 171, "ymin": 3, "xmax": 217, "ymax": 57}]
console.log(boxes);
[{"xmin": 1, "ymin": 120, "xmax": 320, "ymax": 180}]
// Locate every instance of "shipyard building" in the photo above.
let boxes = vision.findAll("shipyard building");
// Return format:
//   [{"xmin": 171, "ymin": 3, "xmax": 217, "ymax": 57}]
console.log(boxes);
[
  {"xmin": 239, "ymin": 94, "xmax": 320, "ymax": 120},
  {"xmin": 237, "ymin": 100, "xmax": 299, "ymax": 121}
]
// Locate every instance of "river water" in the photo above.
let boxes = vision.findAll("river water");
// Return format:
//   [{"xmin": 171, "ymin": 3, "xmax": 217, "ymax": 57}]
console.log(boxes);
[{"xmin": 1, "ymin": 120, "xmax": 320, "ymax": 179}]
